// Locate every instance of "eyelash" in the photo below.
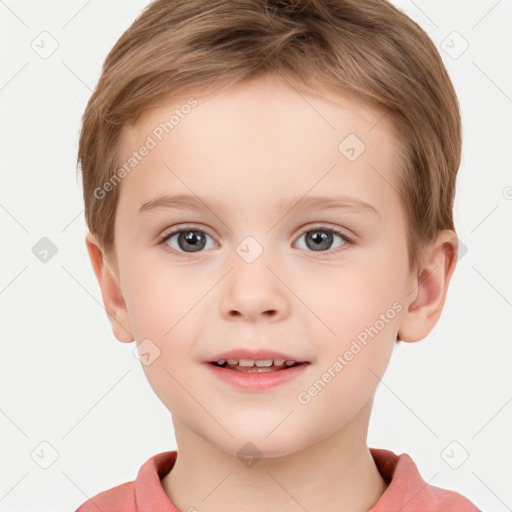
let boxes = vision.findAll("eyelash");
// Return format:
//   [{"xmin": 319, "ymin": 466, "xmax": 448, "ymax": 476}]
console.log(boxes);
[{"xmin": 157, "ymin": 224, "xmax": 354, "ymax": 258}]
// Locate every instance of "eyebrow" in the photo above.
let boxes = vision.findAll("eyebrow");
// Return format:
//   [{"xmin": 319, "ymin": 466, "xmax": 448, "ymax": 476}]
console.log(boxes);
[{"xmin": 138, "ymin": 193, "xmax": 380, "ymax": 217}]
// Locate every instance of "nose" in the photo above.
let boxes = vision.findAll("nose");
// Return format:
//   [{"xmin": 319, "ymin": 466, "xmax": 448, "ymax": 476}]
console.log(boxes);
[{"xmin": 219, "ymin": 257, "xmax": 290, "ymax": 323}]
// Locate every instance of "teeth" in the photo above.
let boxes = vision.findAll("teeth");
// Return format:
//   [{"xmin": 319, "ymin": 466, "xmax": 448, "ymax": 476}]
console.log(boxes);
[
  {"xmin": 254, "ymin": 360, "xmax": 273, "ymax": 367},
  {"xmin": 216, "ymin": 358, "xmax": 297, "ymax": 367}
]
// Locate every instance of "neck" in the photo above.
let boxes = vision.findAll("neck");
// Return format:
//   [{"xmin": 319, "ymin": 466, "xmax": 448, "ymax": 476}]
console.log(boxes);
[{"xmin": 162, "ymin": 400, "xmax": 388, "ymax": 512}]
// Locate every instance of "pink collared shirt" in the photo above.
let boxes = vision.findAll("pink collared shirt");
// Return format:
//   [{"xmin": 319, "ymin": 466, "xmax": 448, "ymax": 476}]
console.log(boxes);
[{"xmin": 75, "ymin": 448, "xmax": 480, "ymax": 511}]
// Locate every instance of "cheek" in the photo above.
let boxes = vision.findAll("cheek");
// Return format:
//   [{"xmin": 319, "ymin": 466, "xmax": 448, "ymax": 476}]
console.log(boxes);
[
  {"xmin": 297, "ymin": 257, "xmax": 404, "ymax": 338},
  {"xmin": 123, "ymin": 267, "xmax": 203, "ymax": 413},
  {"xmin": 121, "ymin": 256, "xmax": 204, "ymax": 340},
  {"xmin": 295, "ymin": 255, "xmax": 403, "ymax": 390},
  {"xmin": 121, "ymin": 258, "xmax": 206, "ymax": 379},
  {"xmin": 296, "ymin": 301, "xmax": 397, "ymax": 423}
]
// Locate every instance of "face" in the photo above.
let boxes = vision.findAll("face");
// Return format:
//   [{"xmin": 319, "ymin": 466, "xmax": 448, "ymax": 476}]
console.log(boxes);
[{"xmin": 108, "ymin": 75, "xmax": 419, "ymax": 457}]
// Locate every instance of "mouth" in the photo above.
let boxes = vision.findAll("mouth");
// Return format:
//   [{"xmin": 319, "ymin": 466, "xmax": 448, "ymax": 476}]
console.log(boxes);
[{"xmin": 209, "ymin": 359, "xmax": 307, "ymax": 373}]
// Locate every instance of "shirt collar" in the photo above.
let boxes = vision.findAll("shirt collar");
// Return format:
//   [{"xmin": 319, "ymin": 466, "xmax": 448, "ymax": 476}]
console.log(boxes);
[{"xmin": 134, "ymin": 448, "xmax": 477, "ymax": 512}]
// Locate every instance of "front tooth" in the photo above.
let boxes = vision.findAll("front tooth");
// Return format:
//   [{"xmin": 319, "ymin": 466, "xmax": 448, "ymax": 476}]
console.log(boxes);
[
  {"xmin": 255, "ymin": 359, "xmax": 273, "ymax": 367},
  {"xmin": 273, "ymin": 359, "xmax": 286, "ymax": 366},
  {"xmin": 238, "ymin": 359, "xmax": 255, "ymax": 367},
  {"xmin": 227, "ymin": 359, "xmax": 239, "ymax": 365}
]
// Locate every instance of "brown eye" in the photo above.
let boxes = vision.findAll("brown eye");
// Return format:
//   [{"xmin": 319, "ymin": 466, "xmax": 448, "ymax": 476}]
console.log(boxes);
[
  {"xmin": 176, "ymin": 230, "xmax": 206, "ymax": 252},
  {"xmin": 161, "ymin": 228, "xmax": 215, "ymax": 253},
  {"xmin": 296, "ymin": 228, "xmax": 351, "ymax": 253}
]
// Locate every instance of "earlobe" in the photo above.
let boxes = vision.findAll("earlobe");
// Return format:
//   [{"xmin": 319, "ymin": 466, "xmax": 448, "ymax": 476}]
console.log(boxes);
[
  {"xmin": 85, "ymin": 231, "xmax": 134, "ymax": 343},
  {"xmin": 397, "ymin": 230, "xmax": 458, "ymax": 343}
]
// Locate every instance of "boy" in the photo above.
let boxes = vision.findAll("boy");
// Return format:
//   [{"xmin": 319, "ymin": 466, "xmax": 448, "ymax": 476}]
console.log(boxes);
[{"xmin": 76, "ymin": 0, "xmax": 480, "ymax": 510}]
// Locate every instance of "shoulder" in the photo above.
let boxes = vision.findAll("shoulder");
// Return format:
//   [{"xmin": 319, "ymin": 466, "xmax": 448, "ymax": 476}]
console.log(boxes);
[
  {"xmin": 419, "ymin": 482, "xmax": 480, "ymax": 511},
  {"xmin": 74, "ymin": 481, "xmax": 135, "ymax": 512},
  {"xmin": 369, "ymin": 448, "xmax": 480, "ymax": 512},
  {"xmin": 74, "ymin": 451, "xmax": 178, "ymax": 512}
]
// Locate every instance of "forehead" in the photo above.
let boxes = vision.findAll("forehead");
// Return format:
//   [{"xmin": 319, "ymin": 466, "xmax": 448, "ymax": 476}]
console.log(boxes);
[
  {"xmin": 123, "ymin": 75, "xmax": 393, "ymax": 146},
  {"xmin": 116, "ymin": 75, "xmax": 403, "ymax": 219}
]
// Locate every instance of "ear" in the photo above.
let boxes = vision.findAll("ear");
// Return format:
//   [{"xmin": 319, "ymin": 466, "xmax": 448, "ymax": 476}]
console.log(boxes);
[
  {"xmin": 85, "ymin": 231, "xmax": 134, "ymax": 343},
  {"xmin": 397, "ymin": 230, "xmax": 459, "ymax": 343}
]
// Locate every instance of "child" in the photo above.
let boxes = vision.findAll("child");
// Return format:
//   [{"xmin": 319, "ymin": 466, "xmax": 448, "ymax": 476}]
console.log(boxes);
[{"xmin": 76, "ymin": 0, "xmax": 481, "ymax": 510}]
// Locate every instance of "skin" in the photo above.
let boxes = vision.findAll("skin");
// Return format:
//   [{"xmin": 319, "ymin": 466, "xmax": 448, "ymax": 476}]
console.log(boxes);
[{"xmin": 86, "ymin": 74, "xmax": 458, "ymax": 512}]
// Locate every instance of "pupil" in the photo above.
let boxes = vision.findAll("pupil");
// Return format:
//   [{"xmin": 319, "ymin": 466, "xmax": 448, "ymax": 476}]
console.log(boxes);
[{"xmin": 186, "ymin": 232, "xmax": 198, "ymax": 244}]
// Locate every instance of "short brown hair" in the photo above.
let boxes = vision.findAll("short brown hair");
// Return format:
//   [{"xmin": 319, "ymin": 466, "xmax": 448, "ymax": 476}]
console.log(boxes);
[{"xmin": 78, "ymin": 0, "xmax": 461, "ymax": 274}]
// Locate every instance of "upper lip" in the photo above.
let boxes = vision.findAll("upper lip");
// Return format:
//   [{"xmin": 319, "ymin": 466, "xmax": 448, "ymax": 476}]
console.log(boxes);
[{"xmin": 207, "ymin": 349, "xmax": 307, "ymax": 363}]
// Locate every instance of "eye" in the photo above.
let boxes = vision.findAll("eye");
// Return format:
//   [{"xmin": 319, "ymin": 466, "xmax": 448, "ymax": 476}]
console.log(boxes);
[
  {"xmin": 159, "ymin": 226, "xmax": 217, "ymax": 254},
  {"xmin": 158, "ymin": 225, "xmax": 353, "ymax": 256},
  {"xmin": 295, "ymin": 227, "xmax": 352, "ymax": 253}
]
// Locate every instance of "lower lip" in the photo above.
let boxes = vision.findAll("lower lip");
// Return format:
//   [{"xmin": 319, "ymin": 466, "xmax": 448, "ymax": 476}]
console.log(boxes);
[{"xmin": 205, "ymin": 363, "xmax": 309, "ymax": 391}]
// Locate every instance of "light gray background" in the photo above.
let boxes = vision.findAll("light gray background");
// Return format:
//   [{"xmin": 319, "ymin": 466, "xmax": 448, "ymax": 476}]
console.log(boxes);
[{"xmin": 1, "ymin": 1, "xmax": 511, "ymax": 511}]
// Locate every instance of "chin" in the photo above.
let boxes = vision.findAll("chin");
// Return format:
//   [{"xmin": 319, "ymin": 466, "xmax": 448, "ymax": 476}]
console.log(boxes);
[
  {"xmin": 212, "ymin": 424, "xmax": 312, "ymax": 461},
  {"xmin": 223, "ymin": 439, "xmax": 302, "ymax": 461}
]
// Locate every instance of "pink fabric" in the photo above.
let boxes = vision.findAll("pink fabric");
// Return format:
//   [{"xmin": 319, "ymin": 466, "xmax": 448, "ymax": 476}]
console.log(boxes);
[{"xmin": 75, "ymin": 448, "xmax": 480, "ymax": 512}]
